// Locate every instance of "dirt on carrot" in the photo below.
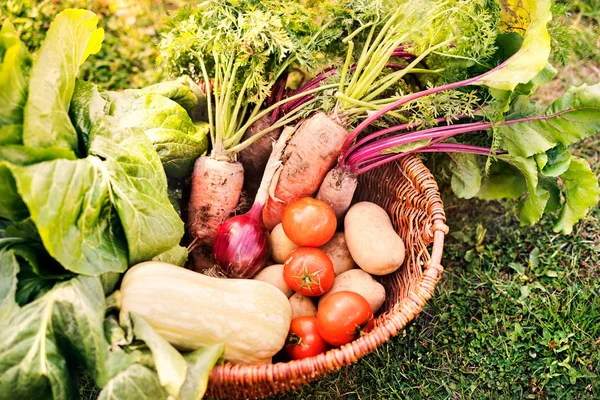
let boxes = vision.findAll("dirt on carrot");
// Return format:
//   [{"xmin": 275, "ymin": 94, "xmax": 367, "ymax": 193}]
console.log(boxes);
[
  {"xmin": 262, "ymin": 111, "xmax": 348, "ymax": 230},
  {"xmin": 188, "ymin": 156, "xmax": 244, "ymax": 245}
]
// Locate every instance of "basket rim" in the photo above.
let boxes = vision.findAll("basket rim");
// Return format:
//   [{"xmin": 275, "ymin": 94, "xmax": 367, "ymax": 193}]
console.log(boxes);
[{"xmin": 207, "ymin": 155, "xmax": 448, "ymax": 398}]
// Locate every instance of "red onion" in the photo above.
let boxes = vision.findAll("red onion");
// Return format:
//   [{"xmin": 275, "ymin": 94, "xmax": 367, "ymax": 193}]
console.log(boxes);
[
  {"xmin": 212, "ymin": 127, "xmax": 294, "ymax": 278},
  {"xmin": 212, "ymin": 205, "xmax": 270, "ymax": 278}
]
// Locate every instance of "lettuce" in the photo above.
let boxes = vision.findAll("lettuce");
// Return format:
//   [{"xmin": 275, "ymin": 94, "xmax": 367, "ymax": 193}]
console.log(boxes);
[
  {"xmin": 0, "ymin": 21, "xmax": 31, "ymax": 145},
  {"xmin": 22, "ymin": 9, "xmax": 104, "ymax": 153},
  {"xmin": 70, "ymin": 79, "xmax": 209, "ymax": 178},
  {"xmin": 0, "ymin": 9, "xmax": 233, "ymax": 400}
]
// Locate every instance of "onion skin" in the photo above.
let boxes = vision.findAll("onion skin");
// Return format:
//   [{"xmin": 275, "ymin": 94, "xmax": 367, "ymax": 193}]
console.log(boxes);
[
  {"xmin": 212, "ymin": 126, "xmax": 294, "ymax": 279},
  {"xmin": 212, "ymin": 212, "xmax": 270, "ymax": 278}
]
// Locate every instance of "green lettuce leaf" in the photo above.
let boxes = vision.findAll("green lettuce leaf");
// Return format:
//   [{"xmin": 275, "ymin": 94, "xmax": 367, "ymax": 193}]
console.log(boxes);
[
  {"xmin": 0, "ymin": 146, "xmax": 76, "ymax": 223},
  {"xmin": 0, "ymin": 250, "xmax": 20, "ymax": 328},
  {"xmin": 70, "ymin": 81, "xmax": 209, "ymax": 177},
  {"xmin": 0, "ymin": 20, "xmax": 32, "ymax": 145},
  {"xmin": 98, "ymin": 364, "xmax": 168, "ymax": 400},
  {"xmin": 0, "ymin": 276, "xmax": 133, "ymax": 399},
  {"xmin": 9, "ymin": 158, "xmax": 129, "ymax": 276},
  {"xmin": 108, "ymin": 93, "xmax": 209, "ymax": 177},
  {"xmin": 144, "ymin": 126, "xmax": 209, "ymax": 177},
  {"xmin": 129, "ymin": 75, "xmax": 205, "ymax": 119},
  {"xmin": 474, "ymin": 0, "xmax": 552, "ymax": 91},
  {"xmin": 179, "ymin": 345, "xmax": 225, "ymax": 400},
  {"xmin": 22, "ymin": 9, "xmax": 104, "ymax": 152},
  {"xmin": 69, "ymin": 80, "xmax": 109, "ymax": 151},
  {"xmin": 110, "ymin": 91, "xmax": 201, "ymax": 133},
  {"xmin": 130, "ymin": 313, "xmax": 188, "ymax": 398},
  {"xmin": 553, "ymin": 157, "xmax": 600, "ymax": 234},
  {"xmin": 0, "ymin": 145, "xmax": 77, "ymax": 165},
  {"xmin": 152, "ymin": 245, "xmax": 188, "ymax": 267},
  {"xmin": 100, "ymin": 271, "xmax": 122, "ymax": 297},
  {"xmin": 499, "ymin": 84, "xmax": 600, "ymax": 158},
  {"xmin": 3, "ymin": 124, "xmax": 183, "ymax": 274},
  {"xmin": 15, "ymin": 264, "xmax": 57, "ymax": 306},
  {"xmin": 0, "ymin": 228, "xmax": 70, "ymax": 280},
  {"xmin": 89, "ymin": 124, "xmax": 184, "ymax": 264},
  {"xmin": 0, "ymin": 163, "xmax": 28, "ymax": 222}
]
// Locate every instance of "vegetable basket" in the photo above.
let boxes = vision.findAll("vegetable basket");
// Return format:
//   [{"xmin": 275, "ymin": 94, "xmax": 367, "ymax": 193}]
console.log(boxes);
[{"xmin": 206, "ymin": 155, "xmax": 448, "ymax": 399}]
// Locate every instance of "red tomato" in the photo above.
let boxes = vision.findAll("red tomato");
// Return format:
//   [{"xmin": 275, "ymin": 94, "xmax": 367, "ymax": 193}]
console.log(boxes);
[
  {"xmin": 283, "ymin": 248, "xmax": 335, "ymax": 296},
  {"xmin": 316, "ymin": 291, "xmax": 374, "ymax": 347},
  {"xmin": 281, "ymin": 198, "xmax": 336, "ymax": 247},
  {"xmin": 285, "ymin": 316, "xmax": 329, "ymax": 360}
]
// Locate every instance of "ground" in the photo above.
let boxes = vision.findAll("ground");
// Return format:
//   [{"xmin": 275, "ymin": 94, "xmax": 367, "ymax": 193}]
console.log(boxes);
[{"xmin": 2, "ymin": 1, "xmax": 598, "ymax": 399}]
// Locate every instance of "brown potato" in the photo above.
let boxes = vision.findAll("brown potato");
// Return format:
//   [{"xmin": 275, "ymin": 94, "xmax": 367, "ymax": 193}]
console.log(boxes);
[
  {"xmin": 319, "ymin": 232, "xmax": 357, "ymax": 276},
  {"xmin": 289, "ymin": 293, "xmax": 317, "ymax": 319},
  {"xmin": 344, "ymin": 202, "xmax": 405, "ymax": 275},
  {"xmin": 269, "ymin": 223, "xmax": 300, "ymax": 263},
  {"xmin": 253, "ymin": 264, "xmax": 293, "ymax": 298},
  {"xmin": 318, "ymin": 269, "xmax": 386, "ymax": 313}
]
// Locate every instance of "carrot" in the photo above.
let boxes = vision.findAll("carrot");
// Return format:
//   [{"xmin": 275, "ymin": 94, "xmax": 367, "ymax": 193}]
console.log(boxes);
[
  {"xmin": 262, "ymin": 112, "xmax": 347, "ymax": 230},
  {"xmin": 238, "ymin": 113, "xmax": 282, "ymax": 199},
  {"xmin": 316, "ymin": 167, "xmax": 358, "ymax": 220},
  {"xmin": 188, "ymin": 156, "xmax": 244, "ymax": 245}
]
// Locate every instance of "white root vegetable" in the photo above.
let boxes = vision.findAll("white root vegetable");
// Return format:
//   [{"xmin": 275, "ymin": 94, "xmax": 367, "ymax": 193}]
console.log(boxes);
[
  {"xmin": 289, "ymin": 293, "xmax": 317, "ymax": 319},
  {"xmin": 253, "ymin": 264, "xmax": 294, "ymax": 298},
  {"xmin": 319, "ymin": 232, "xmax": 357, "ymax": 276},
  {"xmin": 344, "ymin": 202, "xmax": 405, "ymax": 275},
  {"xmin": 269, "ymin": 223, "xmax": 300, "ymax": 263},
  {"xmin": 318, "ymin": 269, "xmax": 386, "ymax": 313}
]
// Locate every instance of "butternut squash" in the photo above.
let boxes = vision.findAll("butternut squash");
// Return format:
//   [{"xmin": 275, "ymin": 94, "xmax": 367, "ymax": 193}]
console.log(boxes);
[{"xmin": 119, "ymin": 262, "xmax": 292, "ymax": 365}]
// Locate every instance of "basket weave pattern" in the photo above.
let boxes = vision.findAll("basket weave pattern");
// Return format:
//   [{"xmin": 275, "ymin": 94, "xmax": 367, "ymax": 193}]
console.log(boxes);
[{"xmin": 207, "ymin": 155, "xmax": 448, "ymax": 399}]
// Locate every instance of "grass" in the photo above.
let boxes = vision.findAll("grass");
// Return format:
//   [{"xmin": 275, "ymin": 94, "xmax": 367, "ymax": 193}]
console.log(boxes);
[{"xmin": 273, "ymin": 187, "xmax": 600, "ymax": 399}]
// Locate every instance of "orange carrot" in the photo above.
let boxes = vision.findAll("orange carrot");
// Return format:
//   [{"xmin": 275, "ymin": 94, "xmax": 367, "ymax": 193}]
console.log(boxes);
[
  {"xmin": 188, "ymin": 156, "xmax": 244, "ymax": 245},
  {"xmin": 262, "ymin": 112, "xmax": 348, "ymax": 230},
  {"xmin": 316, "ymin": 167, "xmax": 358, "ymax": 220}
]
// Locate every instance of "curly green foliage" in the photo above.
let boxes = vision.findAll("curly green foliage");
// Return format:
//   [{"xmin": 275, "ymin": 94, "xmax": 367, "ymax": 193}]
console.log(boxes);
[
  {"xmin": 160, "ymin": 0, "xmax": 341, "ymax": 151},
  {"xmin": 420, "ymin": 0, "xmax": 500, "ymax": 82}
]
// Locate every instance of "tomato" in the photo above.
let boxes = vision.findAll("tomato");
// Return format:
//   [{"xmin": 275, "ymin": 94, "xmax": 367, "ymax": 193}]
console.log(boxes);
[
  {"xmin": 281, "ymin": 197, "xmax": 336, "ymax": 247},
  {"xmin": 316, "ymin": 291, "xmax": 374, "ymax": 347},
  {"xmin": 283, "ymin": 248, "xmax": 335, "ymax": 296},
  {"xmin": 285, "ymin": 316, "xmax": 329, "ymax": 360}
]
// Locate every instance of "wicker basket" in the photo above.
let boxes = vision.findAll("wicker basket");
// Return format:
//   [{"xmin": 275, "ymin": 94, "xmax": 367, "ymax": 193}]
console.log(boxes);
[{"xmin": 206, "ymin": 155, "xmax": 448, "ymax": 399}]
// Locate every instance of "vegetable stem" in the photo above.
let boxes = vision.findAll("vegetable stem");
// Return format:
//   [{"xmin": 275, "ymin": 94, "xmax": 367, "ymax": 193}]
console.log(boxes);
[{"xmin": 227, "ymin": 83, "xmax": 342, "ymax": 147}]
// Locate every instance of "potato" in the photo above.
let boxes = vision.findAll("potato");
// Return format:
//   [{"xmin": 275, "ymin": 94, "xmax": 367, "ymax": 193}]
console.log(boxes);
[
  {"xmin": 289, "ymin": 293, "xmax": 317, "ymax": 319},
  {"xmin": 253, "ymin": 264, "xmax": 293, "ymax": 298},
  {"xmin": 318, "ymin": 269, "xmax": 386, "ymax": 313},
  {"xmin": 344, "ymin": 202, "xmax": 405, "ymax": 275},
  {"xmin": 320, "ymin": 233, "xmax": 357, "ymax": 276},
  {"xmin": 269, "ymin": 223, "xmax": 300, "ymax": 263}
]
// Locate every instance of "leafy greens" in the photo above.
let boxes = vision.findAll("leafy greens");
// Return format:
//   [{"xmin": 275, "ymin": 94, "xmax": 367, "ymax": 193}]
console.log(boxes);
[{"xmin": 0, "ymin": 9, "xmax": 221, "ymax": 399}]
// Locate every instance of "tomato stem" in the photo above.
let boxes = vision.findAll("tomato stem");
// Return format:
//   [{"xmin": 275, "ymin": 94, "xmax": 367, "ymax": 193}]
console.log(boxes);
[{"xmin": 286, "ymin": 333, "xmax": 303, "ymax": 347}]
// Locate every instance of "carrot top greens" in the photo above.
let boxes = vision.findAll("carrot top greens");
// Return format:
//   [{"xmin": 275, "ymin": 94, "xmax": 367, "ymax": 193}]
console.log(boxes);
[{"xmin": 159, "ymin": 0, "xmax": 341, "ymax": 157}]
